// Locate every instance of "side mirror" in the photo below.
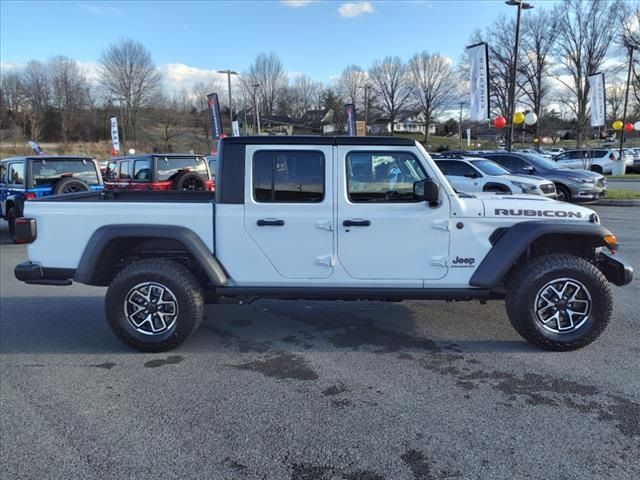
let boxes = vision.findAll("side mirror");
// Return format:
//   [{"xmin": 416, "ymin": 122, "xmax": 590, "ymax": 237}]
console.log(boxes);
[
  {"xmin": 414, "ymin": 179, "xmax": 440, "ymax": 207},
  {"xmin": 522, "ymin": 165, "xmax": 534, "ymax": 174}
]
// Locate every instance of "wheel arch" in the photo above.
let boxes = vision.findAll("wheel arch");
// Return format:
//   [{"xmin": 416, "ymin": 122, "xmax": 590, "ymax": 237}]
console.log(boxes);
[
  {"xmin": 470, "ymin": 221, "xmax": 613, "ymax": 288},
  {"xmin": 74, "ymin": 224, "xmax": 228, "ymax": 287},
  {"xmin": 482, "ymin": 182, "xmax": 511, "ymax": 193}
]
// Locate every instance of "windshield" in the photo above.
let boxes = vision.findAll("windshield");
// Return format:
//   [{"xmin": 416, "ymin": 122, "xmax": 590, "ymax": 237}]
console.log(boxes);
[
  {"xmin": 32, "ymin": 159, "xmax": 100, "ymax": 186},
  {"xmin": 469, "ymin": 159, "xmax": 510, "ymax": 176},
  {"xmin": 521, "ymin": 153, "xmax": 561, "ymax": 170}
]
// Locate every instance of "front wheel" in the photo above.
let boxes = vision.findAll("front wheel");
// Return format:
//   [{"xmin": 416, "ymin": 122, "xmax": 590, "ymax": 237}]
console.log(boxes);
[
  {"xmin": 555, "ymin": 184, "xmax": 571, "ymax": 202},
  {"xmin": 505, "ymin": 254, "xmax": 612, "ymax": 351},
  {"xmin": 7, "ymin": 207, "xmax": 17, "ymax": 243},
  {"xmin": 105, "ymin": 258, "xmax": 204, "ymax": 352}
]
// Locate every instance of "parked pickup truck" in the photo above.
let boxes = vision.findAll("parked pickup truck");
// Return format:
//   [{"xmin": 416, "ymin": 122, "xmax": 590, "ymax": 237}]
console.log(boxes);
[{"xmin": 14, "ymin": 136, "xmax": 633, "ymax": 352}]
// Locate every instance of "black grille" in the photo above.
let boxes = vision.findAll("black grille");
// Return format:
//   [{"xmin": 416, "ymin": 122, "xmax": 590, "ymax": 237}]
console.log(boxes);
[{"xmin": 540, "ymin": 183, "xmax": 556, "ymax": 194}]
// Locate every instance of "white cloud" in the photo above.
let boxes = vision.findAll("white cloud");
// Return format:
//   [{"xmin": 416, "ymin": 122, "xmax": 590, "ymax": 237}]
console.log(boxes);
[
  {"xmin": 338, "ymin": 1, "xmax": 374, "ymax": 18},
  {"xmin": 77, "ymin": 3, "xmax": 121, "ymax": 15},
  {"xmin": 157, "ymin": 63, "xmax": 227, "ymax": 95},
  {"xmin": 280, "ymin": 0, "xmax": 316, "ymax": 7}
]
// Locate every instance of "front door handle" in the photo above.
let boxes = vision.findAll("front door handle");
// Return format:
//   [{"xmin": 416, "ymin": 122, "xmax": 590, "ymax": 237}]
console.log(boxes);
[
  {"xmin": 257, "ymin": 219, "xmax": 285, "ymax": 227},
  {"xmin": 343, "ymin": 219, "xmax": 371, "ymax": 227}
]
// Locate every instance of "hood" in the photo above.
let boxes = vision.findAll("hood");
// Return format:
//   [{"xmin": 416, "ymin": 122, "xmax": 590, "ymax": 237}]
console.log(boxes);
[
  {"xmin": 552, "ymin": 168, "xmax": 603, "ymax": 180},
  {"xmin": 480, "ymin": 194, "xmax": 596, "ymax": 222},
  {"xmin": 497, "ymin": 173, "xmax": 549, "ymax": 184}
]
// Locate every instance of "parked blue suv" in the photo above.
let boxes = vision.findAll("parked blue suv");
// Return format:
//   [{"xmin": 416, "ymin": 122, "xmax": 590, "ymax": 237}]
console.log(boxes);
[{"xmin": 0, "ymin": 155, "xmax": 104, "ymax": 242}]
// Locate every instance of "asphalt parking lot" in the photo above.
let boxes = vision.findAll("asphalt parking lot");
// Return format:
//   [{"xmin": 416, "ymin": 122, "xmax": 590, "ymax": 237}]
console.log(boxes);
[{"xmin": 1, "ymin": 205, "xmax": 638, "ymax": 480}]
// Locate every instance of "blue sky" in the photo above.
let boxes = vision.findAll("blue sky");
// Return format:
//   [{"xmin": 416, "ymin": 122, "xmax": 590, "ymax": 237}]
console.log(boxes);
[{"xmin": 1, "ymin": 0, "xmax": 558, "ymax": 90}]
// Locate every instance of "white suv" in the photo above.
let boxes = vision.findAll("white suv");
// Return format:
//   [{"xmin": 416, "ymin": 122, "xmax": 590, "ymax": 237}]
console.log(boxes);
[
  {"xmin": 434, "ymin": 155, "xmax": 557, "ymax": 198},
  {"xmin": 553, "ymin": 149, "xmax": 633, "ymax": 174}
]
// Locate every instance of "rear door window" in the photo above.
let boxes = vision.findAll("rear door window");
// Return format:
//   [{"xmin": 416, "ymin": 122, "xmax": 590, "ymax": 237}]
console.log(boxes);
[
  {"xmin": 156, "ymin": 156, "xmax": 209, "ymax": 182},
  {"xmin": 133, "ymin": 159, "xmax": 151, "ymax": 181},
  {"xmin": 32, "ymin": 159, "xmax": 99, "ymax": 186},
  {"xmin": 105, "ymin": 162, "xmax": 118, "ymax": 180},
  {"xmin": 436, "ymin": 160, "xmax": 476, "ymax": 177},
  {"xmin": 253, "ymin": 150, "xmax": 325, "ymax": 202}
]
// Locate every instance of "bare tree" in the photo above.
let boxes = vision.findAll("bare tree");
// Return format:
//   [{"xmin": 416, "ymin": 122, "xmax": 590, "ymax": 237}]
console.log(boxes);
[
  {"xmin": 407, "ymin": 52, "xmax": 456, "ymax": 142},
  {"xmin": 22, "ymin": 61, "xmax": 50, "ymax": 142},
  {"xmin": 519, "ymin": 9, "xmax": 559, "ymax": 140},
  {"xmin": 286, "ymin": 74, "xmax": 323, "ymax": 119},
  {"xmin": 337, "ymin": 65, "xmax": 367, "ymax": 108},
  {"xmin": 606, "ymin": 82, "xmax": 626, "ymax": 121},
  {"xmin": 156, "ymin": 94, "xmax": 189, "ymax": 151},
  {"xmin": 49, "ymin": 56, "xmax": 89, "ymax": 142},
  {"xmin": 553, "ymin": 0, "xmax": 621, "ymax": 146},
  {"xmin": 246, "ymin": 52, "xmax": 287, "ymax": 116},
  {"xmin": 368, "ymin": 56, "xmax": 411, "ymax": 134},
  {"xmin": 0, "ymin": 71, "xmax": 25, "ymax": 142},
  {"xmin": 99, "ymin": 38, "xmax": 162, "ymax": 143}
]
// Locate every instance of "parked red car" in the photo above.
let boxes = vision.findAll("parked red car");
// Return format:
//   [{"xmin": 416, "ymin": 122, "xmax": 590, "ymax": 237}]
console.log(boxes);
[{"xmin": 103, "ymin": 154, "xmax": 214, "ymax": 191}]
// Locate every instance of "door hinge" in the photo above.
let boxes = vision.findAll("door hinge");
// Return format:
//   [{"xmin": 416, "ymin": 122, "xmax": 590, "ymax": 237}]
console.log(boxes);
[
  {"xmin": 315, "ymin": 220, "xmax": 334, "ymax": 231},
  {"xmin": 432, "ymin": 219, "xmax": 450, "ymax": 231},
  {"xmin": 431, "ymin": 256, "xmax": 448, "ymax": 267},
  {"xmin": 315, "ymin": 255, "xmax": 335, "ymax": 267}
]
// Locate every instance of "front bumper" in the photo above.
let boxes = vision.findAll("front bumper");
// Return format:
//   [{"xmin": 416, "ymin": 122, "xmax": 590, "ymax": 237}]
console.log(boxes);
[
  {"xmin": 15, "ymin": 261, "xmax": 75, "ymax": 286},
  {"xmin": 597, "ymin": 251, "xmax": 634, "ymax": 286}
]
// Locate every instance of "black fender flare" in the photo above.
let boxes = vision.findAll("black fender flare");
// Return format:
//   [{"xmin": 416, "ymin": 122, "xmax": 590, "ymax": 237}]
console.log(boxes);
[
  {"xmin": 74, "ymin": 224, "xmax": 228, "ymax": 286},
  {"xmin": 482, "ymin": 182, "xmax": 511, "ymax": 193},
  {"xmin": 469, "ymin": 220, "xmax": 613, "ymax": 288}
]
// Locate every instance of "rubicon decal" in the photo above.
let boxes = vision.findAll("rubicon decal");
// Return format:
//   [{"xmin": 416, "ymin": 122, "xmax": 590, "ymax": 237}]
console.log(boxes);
[{"xmin": 495, "ymin": 209, "xmax": 582, "ymax": 219}]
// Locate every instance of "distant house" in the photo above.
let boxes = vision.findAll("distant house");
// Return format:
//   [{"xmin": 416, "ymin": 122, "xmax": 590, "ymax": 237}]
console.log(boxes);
[
  {"xmin": 368, "ymin": 113, "xmax": 436, "ymax": 135},
  {"xmin": 236, "ymin": 114, "xmax": 315, "ymax": 136}
]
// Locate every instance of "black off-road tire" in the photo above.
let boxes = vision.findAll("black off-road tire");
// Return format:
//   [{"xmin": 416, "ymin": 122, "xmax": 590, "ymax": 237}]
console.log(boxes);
[
  {"xmin": 555, "ymin": 184, "xmax": 571, "ymax": 202},
  {"xmin": 7, "ymin": 206, "xmax": 17, "ymax": 242},
  {"xmin": 173, "ymin": 172, "xmax": 205, "ymax": 191},
  {"xmin": 505, "ymin": 254, "xmax": 612, "ymax": 351},
  {"xmin": 105, "ymin": 258, "xmax": 204, "ymax": 352},
  {"xmin": 54, "ymin": 177, "xmax": 90, "ymax": 194}
]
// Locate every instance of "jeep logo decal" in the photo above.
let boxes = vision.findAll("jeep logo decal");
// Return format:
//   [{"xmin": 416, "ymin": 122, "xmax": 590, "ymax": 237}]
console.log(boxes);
[
  {"xmin": 451, "ymin": 256, "xmax": 475, "ymax": 268},
  {"xmin": 494, "ymin": 208, "xmax": 582, "ymax": 219}
]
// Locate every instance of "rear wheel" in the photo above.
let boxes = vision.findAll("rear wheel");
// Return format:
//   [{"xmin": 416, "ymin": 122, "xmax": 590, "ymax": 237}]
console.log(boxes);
[
  {"xmin": 105, "ymin": 258, "xmax": 204, "ymax": 352},
  {"xmin": 590, "ymin": 165, "xmax": 603, "ymax": 174},
  {"xmin": 173, "ymin": 172, "xmax": 205, "ymax": 191},
  {"xmin": 505, "ymin": 254, "xmax": 612, "ymax": 351},
  {"xmin": 54, "ymin": 177, "xmax": 90, "ymax": 194},
  {"xmin": 555, "ymin": 184, "xmax": 571, "ymax": 202}
]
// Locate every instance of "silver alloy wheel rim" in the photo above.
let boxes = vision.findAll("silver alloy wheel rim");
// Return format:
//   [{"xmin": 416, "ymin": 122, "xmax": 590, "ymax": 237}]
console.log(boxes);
[
  {"xmin": 124, "ymin": 282, "xmax": 179, "ymax": 336},
  {"xmin": 534, "ymin": 277, "xmax": 592, "ymax": 334}
]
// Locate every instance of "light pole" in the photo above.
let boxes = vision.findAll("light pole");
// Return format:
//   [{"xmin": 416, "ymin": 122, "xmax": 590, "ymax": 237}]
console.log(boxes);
[
  {"xmin": 505, "ymin": 0, "xmax": 534, "ymax": 152},
  {"xmin": 619, "ymin": 44, "xmax": 637, "ymax": 162},
  {"xmin": 250, "ymin": 83, "xmax": 261, "ymax": 135},
  {"xmin": 217, "ymin": 69, "xmax": 238, "ymax": 131}
]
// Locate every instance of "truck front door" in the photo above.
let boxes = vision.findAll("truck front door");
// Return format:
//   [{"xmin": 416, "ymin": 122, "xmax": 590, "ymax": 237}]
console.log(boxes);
[
  {"xmin": 336, "ymin": 147, "xmax": 450, "ymax": 281},
  {"xmin": 243, "ymin": 146, "xmax": 334, "ymax": 279}
]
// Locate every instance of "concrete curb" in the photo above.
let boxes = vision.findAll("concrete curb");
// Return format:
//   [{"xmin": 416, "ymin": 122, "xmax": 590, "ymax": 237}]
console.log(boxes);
[{"xmin": 594, "ymin": 199, "xmax": 640, "ymax": 207}]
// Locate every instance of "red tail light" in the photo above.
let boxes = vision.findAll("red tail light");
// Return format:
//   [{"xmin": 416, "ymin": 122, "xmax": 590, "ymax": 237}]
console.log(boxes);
[
  {"xmin": 24, "ymin": 192, "xmax": 37, "ymax": 200},
  {"xmin": 205, "ymin": 179, "xmax": 214, "ymax": 191},
  {"xmin": 15, "ymin": 217, "xmax": 37, "ymax": 244}
]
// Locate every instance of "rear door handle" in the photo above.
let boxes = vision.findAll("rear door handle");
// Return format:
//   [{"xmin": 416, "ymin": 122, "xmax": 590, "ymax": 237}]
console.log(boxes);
[
  {"xmin": 343, "ymin": 219, "xmax": 371, "ymax": 227},
  {"xmin": 257, "ymin": 219, "xmax": 285, "ymax": 227}
]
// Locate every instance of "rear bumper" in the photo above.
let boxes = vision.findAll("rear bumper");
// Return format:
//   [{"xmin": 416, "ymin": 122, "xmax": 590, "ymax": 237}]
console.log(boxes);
[
  {"xmin": 14, "ymin": 261, "xmax": 75, "ymax": 286},
  {"xmin": 597, "ymin": 251, "xmax": 633, "ymax": 286}
]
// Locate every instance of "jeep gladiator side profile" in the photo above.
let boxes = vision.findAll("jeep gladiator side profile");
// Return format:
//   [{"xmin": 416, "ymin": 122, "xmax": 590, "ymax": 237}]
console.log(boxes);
[{"xmin": 14, "ymin": 136, "xmax": 633, "ymax": 352}]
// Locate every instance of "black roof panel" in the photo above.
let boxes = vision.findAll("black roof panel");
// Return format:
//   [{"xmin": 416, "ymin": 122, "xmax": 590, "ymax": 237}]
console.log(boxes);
[{"xmin": 221, "ymin": 136, "xmax": 415, "ymax": 146}]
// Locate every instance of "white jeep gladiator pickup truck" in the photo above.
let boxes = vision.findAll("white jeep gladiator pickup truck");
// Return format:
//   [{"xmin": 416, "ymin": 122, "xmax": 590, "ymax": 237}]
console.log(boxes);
[{"xmin": 14, "ymin": 136, "xmax": 633, "ymax": 352}]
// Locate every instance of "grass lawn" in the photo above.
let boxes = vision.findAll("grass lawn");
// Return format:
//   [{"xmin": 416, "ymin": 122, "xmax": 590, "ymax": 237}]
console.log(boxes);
[
  {"xmin": 605, "ymin": 189, "xmax": 640, "ymax": 199},
  {"xmin": 606, "ymin": 173, "xmax": 640, "ymax": 179}
]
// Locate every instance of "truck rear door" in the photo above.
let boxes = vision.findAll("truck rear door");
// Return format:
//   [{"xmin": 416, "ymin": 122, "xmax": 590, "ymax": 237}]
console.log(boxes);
[{"xmin": 243, "ymin": 145, "xmax": 334, "ymax": 279}]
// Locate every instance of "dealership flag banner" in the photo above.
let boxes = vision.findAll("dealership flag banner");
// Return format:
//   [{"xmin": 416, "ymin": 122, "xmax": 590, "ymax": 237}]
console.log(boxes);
[
  {"xmin": 345, "ymin": 103, "xmax": 356, "ymax": 136},
  {"xmin": 467, "ymin": 42, "xmax": 490, "ymax": 122},
  {"xmin": 588, "ymin": 73, "xmax": 606, "ymax": 127},
  {"xmin": 28, "ymin": 140, "xmax": 44, "ymax": 155},
  {"xmin": 109, "ymin": 116, "xmax": 120, "ymax": 154},
  {"xmin": 207, "ymin": 93, "xmax": 223, "ymax": 140}
]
